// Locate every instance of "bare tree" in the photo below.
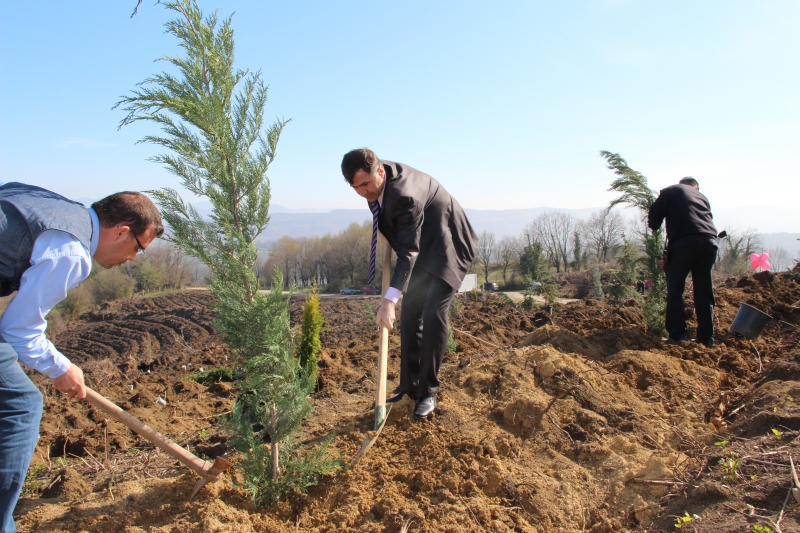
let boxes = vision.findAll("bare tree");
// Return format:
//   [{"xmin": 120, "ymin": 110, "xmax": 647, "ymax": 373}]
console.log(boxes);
[
  {"xmin": 328, "ymin": 222, "xmax": 371, "ymax": 287},
  {"xmin": 584, "ymin": 209, "xmax": 625, "ymax": 263},
  {"xmin": 717, "ymin": 228, "xmax": 763, "ymax": 274},
  {"xmin": 476, "ymin": 231, "xmax": 497, "ymax": 283},
  {"xmin": 270, "ymin": 236, "xmax": 303, "ymax": 288},
  {"xmin": 496, "ymin": 236, "xmax": 521, "ymax": 284},
  {"xmin": 766, "ymin": 246, "xmax": 793, "ymax": 272},
  {"xmin": 526, "ymin": 211, "xmax": 576, "ymax": 272}
]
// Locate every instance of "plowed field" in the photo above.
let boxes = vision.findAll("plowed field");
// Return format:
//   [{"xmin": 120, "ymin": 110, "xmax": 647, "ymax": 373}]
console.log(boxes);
[{"xmin": 12, "ymin": 269, "xmax": 800, "ymax": 532}]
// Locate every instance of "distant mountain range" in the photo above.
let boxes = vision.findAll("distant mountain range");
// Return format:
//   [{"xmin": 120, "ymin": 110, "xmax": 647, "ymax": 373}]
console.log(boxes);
[{"xmin": 73, "ymin": 198, "xmax": 799, "ymax": 256}]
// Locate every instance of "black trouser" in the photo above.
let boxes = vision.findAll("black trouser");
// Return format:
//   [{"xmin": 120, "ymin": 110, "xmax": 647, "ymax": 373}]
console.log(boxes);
[
  {"xmin": 664, "ymin": 234, "xmax": 718, "ymax": 340},
  {"xmin": 399, "ymin": 269, "xmax": 457, "ymax": 398}
]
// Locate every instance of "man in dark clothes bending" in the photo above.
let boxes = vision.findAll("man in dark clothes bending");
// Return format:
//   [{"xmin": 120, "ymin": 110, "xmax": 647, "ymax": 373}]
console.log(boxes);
[
  {"xmin": 341, "ymin": 148, "xmax": 478, "ymax": 418},
  {"xmin": 648, "ymin": 177, "xmax": 718, "ymax": 347}
]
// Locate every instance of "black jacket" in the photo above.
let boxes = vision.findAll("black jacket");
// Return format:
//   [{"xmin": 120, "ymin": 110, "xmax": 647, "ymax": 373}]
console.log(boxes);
[
  {"xmin": 648, "ymin": 184, "xmax": 717, "ymax": 242},
  {"xmin": 378, "ymin": 161, "xmax": 478, "ymax": 291}
]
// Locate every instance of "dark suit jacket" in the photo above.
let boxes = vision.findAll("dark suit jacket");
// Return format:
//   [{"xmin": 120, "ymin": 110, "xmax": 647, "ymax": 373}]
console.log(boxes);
[
  {"xmin": 378, "ymin": 161, "xmax": 478, "ymax": 292},
  {"xmin": 648, "ymin": 184, "xmax": 717, "ymax": 242}
]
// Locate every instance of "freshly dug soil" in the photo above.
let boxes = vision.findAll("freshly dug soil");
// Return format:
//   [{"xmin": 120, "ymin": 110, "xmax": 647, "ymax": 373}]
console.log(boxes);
[{"xmin": 12, "ymin": 269, "xmax": 800, "ymax": 532}]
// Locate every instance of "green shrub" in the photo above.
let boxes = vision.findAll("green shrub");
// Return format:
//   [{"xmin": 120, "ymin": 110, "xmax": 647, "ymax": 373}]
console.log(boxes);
[
  {"xmin": 520, "ymin": 292, "xmax": 538, "ymax": 311},
  {"xmin": 186, "ymin": 367, "xmax": 234, "ymax": 384},
  {"xmin": 446, "ymin": 319, "xmax": 457, "ymax": 354},
  {"xmin": 55, "ymin": 285, "xmax": 94, "ymax": 320},
  {"xmin": 89, "ymin": 268, "xmax": 136, "ymax": 303},
  {"xmin": 297, "ymin": 292, "xmax": 323, "ymax": 380}
]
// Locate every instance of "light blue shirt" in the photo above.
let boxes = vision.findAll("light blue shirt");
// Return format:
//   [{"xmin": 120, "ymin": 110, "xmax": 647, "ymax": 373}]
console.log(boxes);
[{"xmin": 0, "ymin": 208, "xmax": 99, "ymax": 378}]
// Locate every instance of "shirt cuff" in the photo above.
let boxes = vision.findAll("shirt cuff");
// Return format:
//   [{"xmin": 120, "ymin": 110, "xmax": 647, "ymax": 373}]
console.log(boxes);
[
  {"xmin": 384, "ymin": 287, "xmax": 403, "ymax": 304},
  {"xmin": 40, "ymin": 344, "xmax": 72, "ymax": 379}
]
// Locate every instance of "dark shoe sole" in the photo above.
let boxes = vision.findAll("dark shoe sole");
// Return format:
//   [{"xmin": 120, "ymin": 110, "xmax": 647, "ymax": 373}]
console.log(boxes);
[
  {"xmin": 386, "ymin": 391, "xmax": 413, "ymax": 404},
  {"xmin": 693, "ymin": 338, "xmax": 715, "ymax": 348}
]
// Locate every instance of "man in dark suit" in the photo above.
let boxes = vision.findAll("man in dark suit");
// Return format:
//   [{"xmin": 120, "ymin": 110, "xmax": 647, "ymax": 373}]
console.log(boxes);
[
  {"xmin": 648, "ymin": 177, "xmax": 719, "ymax": 347},
  {"xmin": 341, "ymin": 148, "xmax": 478, "ymax": 418}
]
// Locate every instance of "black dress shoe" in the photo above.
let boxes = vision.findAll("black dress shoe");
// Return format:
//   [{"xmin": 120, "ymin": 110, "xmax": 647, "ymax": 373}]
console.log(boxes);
[
  {"xmin": 693, "ymin": 337, "xmax": 715, "ymax": 348},
  {"xmin": 386, "ymin": 391, "xmax": 410, "ymax": 404},
  {"xmin": 666, "ymin": 334, "xmax": 688, "ymax": 345},
  {"xmin": 414, "ymin": 395, "xmax": 436, "ymax": 418}
]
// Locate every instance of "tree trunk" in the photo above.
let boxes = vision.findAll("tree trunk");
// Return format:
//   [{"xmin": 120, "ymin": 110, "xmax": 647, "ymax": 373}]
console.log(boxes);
[{"xmin": 270, "ymin": 403, "xmax": 280, "ymax": 481}]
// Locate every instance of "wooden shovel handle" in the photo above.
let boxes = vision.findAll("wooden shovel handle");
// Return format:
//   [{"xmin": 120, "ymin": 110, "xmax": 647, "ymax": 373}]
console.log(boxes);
[
  {"xmin": 374, "ymin": 242, "xmax": 392, "ymax": 425},
  {"xmin": 84, "ymin": 387, "xmax": 222, "ymax": 480}
]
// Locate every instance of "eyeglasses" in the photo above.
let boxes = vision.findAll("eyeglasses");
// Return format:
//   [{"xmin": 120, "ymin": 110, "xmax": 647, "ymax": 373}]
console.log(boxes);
[{"xmin": 132, "ymin": 233, "xmax": 146, "ymax": 256}]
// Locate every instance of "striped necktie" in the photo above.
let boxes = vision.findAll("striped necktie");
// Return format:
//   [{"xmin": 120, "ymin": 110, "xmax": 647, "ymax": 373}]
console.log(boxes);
[{"xmin": 367, "ymin": 201, "xmax": 380, "ymax": 284}]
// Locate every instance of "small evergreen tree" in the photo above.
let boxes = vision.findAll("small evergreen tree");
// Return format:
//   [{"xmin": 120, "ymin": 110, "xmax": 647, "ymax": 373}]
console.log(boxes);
[
  {"xmin": 601, "ymin": 151, "xmax": 666, "ymax": 335},
  {"xmin": 116, "ymin": 0, "xmax": 337, "ymax": 506},
  {"xmin": 535, "ymin": 255, "xmax": 559, "ymax": 307},
  {"xmin": 445, "ymin": 320, "xmax": 457, "ymax": 354},
  {"xmin": 572, "ymin": 231, "xmax": 584, "ymax": 270},
  {"xmin": 593, "ymin": 264, "xmax": 603, "ymax": 300},
  {"xmin": 297, "ymin": 285, "xmax": 323, "ymax": 381},
  {"xmin": 519, "ymin": 242, "xmax": 543, "ymax": 283},
  {"xmin": 605, "ymin": 241, "xmax": 641, "ymax": 304}
]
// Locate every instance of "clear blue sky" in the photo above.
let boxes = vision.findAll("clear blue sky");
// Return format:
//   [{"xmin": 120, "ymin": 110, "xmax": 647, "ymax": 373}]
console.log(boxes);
[{"xmin": 1, "ymin": 1, "xmax": 798, "ymax": 229}]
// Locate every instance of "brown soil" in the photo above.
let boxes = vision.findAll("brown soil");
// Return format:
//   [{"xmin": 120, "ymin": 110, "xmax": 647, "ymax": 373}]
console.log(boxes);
[{"xmin": 12, "ymin": 269, "xmax": 800, "ymax": 532}]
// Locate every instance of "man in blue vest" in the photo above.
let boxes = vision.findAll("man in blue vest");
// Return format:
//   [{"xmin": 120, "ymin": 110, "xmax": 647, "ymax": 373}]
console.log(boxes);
[{"xmin": 0, "ymin": 182, "xmax": 163, "ymax": 533}]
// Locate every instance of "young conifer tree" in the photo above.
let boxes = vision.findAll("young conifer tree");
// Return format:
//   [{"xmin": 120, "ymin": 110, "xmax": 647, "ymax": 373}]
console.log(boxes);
[
  {"xmin": 116, "ymin": 0, "xmax": 337, "ymax": 506},
  {"xmin": 297, "ymin": 285, "xmax": 322, "ymax": 381},
  {"xmin": 601, "ymin": 151, "xmax": 667, "ymax": 335}
]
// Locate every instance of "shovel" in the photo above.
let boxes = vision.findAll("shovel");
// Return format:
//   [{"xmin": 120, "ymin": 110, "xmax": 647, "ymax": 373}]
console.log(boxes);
[
  {"xmin": 84, "ymin": 387, "xmax": 232, "ymax": 499},
  {"xmin": 352, "ymin": 242, "xmax": 393, "ymax": 467}
]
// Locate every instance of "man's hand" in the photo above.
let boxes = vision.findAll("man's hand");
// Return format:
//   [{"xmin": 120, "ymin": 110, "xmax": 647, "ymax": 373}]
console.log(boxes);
[
  {"xmin": 657, "ymin": 259, "xmax": 665, "ymax": 270},
  {"xmin": 376, "ymin": 299, "xmax": 396, "ymax": 332},
  {"xmin": 51, "ymin": 364, "xmax": 86, "ymax": 400}
]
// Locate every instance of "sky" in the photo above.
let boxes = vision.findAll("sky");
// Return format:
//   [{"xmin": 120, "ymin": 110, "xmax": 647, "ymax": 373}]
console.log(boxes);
[{"xmin": 1, "ymin": 1, "xmax": 799, "ymax": 232}]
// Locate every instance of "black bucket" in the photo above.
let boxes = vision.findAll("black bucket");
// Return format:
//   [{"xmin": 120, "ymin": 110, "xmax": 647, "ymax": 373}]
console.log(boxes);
[{"xmin": 731, "ymin": 303, "xmax": 773, "ymax": 339}]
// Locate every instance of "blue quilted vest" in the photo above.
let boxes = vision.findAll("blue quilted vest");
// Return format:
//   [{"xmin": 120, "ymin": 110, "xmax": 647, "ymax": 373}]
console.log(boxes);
[{"xmin": 0, "ymin": 182, "xmax": 92, "ymax": 296}]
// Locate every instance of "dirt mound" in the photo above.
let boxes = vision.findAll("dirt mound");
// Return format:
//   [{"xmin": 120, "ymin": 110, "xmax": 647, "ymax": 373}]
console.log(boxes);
[{"xmin": 13, "ymin": 271, "xmax": 800, "ymax": 532}]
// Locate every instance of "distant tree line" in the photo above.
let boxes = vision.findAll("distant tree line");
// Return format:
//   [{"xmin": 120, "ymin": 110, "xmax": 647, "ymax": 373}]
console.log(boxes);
[
  {"xmin": 260, "ymin": 207, "xmax": 797, "ymax": 294},
  {"xmin": 259, "ymin": 221, "xmax": 389, "ymax": 290}
]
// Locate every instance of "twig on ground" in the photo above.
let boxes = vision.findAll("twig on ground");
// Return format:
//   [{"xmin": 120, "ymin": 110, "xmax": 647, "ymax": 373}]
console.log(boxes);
[
  {"xmin": 773, "ymin": 487, "xmax": 792, "ymax": 533},
  {"xmin": 743, "ymin": 458, "xmax": 791, "ymax": 468},
  {"xmin": 453, "ymin": 328, "xmax": 501, "ymax": 349},
  {"xmin": 725, "ymin": 403, "xmax": 746, "ymax": 419},
  {"xmin": 542, "ymin": 386, "xmax": 579, "ymax": 415},
  {"xmin": 104, "ymin": 419, "xmax": 114, "ymax": 499},
  {"xmin": 631, "ymin": 479, "xmax": 682, "ymax": 486},
  {"xmin": 43, "ymin": 474, "xmax": 62, "ymax": 492},
  {"xmin": 722, "ymin": 503, "xmax": 772, "ymax": 521},
  {"xmin": 399, "ymin": 517, "xmax": 415, "ymax": 533},
  {"xmin": 69, "ymin": 451, "xmax": 103, "ymax": 471},
  {"xmin": 40, "ymin": 452, "xmax": 52, "ymax": 472},
  {"xmin": 749, "ymin": 340, "xmax": 763, "ymax": 373},
  {"xmin": 789, "ymin": 456, "xmax": 800, "ymax": 504},
  {"xmin": 580, "ymin": 502, "xmax": 586, "ymax": 533},
  {"xmin": 171, "ymin": 410, "xmax": 231, "ymax": 420},
  {"xmin": 488, "ymin": 319, "xmax": 502, "ymax": 350},
  {"xmin": 457, "ymin": 493, "xmax": 484, "ymax": 531},
  {"xmin": 547, "ymin": 413, "xmax": 577, "ymax": 452}
]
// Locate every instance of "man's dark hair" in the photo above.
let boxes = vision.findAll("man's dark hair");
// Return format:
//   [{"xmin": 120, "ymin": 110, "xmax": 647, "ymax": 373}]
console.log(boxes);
[
  {"xmin": 341, "ymin": 148, "xmax": 382, "ymax": 184},
  {"xmin": 679, "ymin": 177, "xmax": 699, "ymax": 188},
  {"xmin": 92, "ymin": 192, "xmax": 164, "ymax": 237}
]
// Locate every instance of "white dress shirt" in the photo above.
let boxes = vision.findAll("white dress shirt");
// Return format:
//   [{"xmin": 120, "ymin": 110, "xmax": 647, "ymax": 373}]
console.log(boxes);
[
  {"xmin": 0, "ymin": 209, "xmax": 99, "ymax": 378},
  {"xmin": 377, "ymin": 189, "xmax": 403, "ymax": 304}
]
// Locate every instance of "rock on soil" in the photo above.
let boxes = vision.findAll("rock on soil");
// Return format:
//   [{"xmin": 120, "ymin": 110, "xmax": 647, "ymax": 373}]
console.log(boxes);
[{"xmin": 12, "ymin": 268, "xmax": 800, "ymax": 532}]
